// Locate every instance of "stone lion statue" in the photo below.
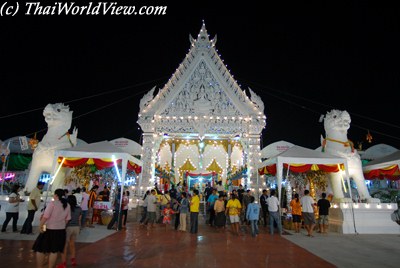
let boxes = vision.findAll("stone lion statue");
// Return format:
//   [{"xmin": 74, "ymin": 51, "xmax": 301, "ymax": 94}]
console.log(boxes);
[
  {"xmin": 321, "ymin": 109, "xmax": 379, "ymax": 203},
  {"xmin": 24, "ymin": 103, "xmax": 78, "ymax": 192}
]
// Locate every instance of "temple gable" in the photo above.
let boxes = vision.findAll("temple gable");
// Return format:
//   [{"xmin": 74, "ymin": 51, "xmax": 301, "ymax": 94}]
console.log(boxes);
[{"xmin": 160, "ymin": 60, "xmax": 243, "ymax": 117}]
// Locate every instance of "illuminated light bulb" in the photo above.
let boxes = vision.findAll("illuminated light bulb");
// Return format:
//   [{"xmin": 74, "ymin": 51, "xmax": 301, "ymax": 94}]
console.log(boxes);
[{"xmin": 365, "ymin": 203, "xmax": 370, "ymax": 208}]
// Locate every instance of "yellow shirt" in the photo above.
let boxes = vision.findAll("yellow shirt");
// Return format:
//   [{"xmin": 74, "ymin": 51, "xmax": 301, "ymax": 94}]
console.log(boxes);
[
  {"xmin": 28, "ymin": 187, "xmax": 42, "ymax": 210},
  {"xmin": 190, "ymin": 195, "xmax": 200, "ymax": 212},
  {"xmin": 226, "ymin": 199, "xmax": 242, "ymax": 216}
]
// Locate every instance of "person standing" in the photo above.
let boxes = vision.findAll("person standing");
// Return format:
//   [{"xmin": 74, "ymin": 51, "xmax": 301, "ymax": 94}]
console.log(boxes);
[
  {"xmin": 101, "ymin": 186, "xmax": 110, "ymax": 201},
  {"xmin": 237, "ymin": 184, "xmax": 245, "ymax": 204},
  {"xmin": 216, "ymin": 181, "xmax": 225, "ymax": 196},
  {"xmin": 139, "ymin": 190, "xmax": 149, "ymax": 225},
  {"xmin": 73, "ymin": 187, "xmax": 82, "ymax": 207},
  {"xmin": 241, "ymin": 189, "xmax": 251, "ymax": 225},
  {"xmin": 246, "ymin": 196, "xmax": 260, "ymax": 237},
  {"xmin": 173, "ymin": 191, "xmax": 182, "ymax": 230},
  {"xmin": 32, "ymin": 188, "xmax": 71, "ymax": 268},
  {"xmin": 107, "ymin": 188, "xmax": 123, "ymax": 231},
  {"xmin": 214, "ymin": 194, "xmax": 226, "ymax": 230},
  {"xmin": 225, "ymin": 192, "xmax": 242, "ymax": 235},
  {"xmin": 80, "ymin": 187, "xmax": 89, "ymax": 229},
  {"xmin": 86, "ymin": 185, "xmax": 98, "ymax": 228},
  {"xmin": 121, "ymin": 190, "xmax": 130, "ymax": 228},
  {"xmin": 161, "ymin": 203, "xmax": 176, "ymax": 230},
  {"xmin": 317, "ymin": 192, "xmax": 331, "ymax": 234},
  {"xmin": 207, "ymin": 189, "xmax": 218, "ymax": 226},
  {"xmin": 2, "ymin": 184, "xmax": 24, "ymax": 233},
  {"xmin": 290, "ymin": 193, "xmax": 302, "ymax": 233},
  {"xmin": 178, "ymin": 192, "xmax": 189, "ymax": 232},
  {"xmin": 260, "ymin": 189, "xmax": 269, "ymax": 227},
  {"xmin": 189, "ymin": 189, "xmax": 200, "ymax": 234},
  {"xmin": 300, "ymin": 189, "xmax": 317, "ymax": 237},
  {"xmin": 21, "ymin": 181, "xmax": 45, "ymax": 235},
  {"xmin": 146, "ymin": 189, "xmax": 158, "ymax": 229},
  {"xmin": 59, "ymin": 195, "xmax": 82, "ymax": 268},
  {"xmin": 266, "ymin": 189, "xmax": 282, "ymax": 235}
]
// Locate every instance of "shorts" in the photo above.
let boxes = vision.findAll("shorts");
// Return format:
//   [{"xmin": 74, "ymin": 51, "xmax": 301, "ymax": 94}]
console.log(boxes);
[
  {"xmin": 229, "ymin": 215, "xmax": 240, "ymax": 223},
  {"xmin": 163, "ymin": 217, "xmax": 171, "ymax": 224},
  {"xmin": 318, "ymin": 215, "xmax": 329, "ymax": 225},
  {"xmin": 302, "ymin": 212, "xmax": 316, "ymax": 225},
  {"xmin": 147, "ymin": 211, "xmax": 156, "ymax": 223},
  {"xmin": 292, "ymin": 214, "xmax": 302, "ymax": 223},
  {"xmin": 66, "ymin": 226, "xmax": 80, "ymax": 242}
]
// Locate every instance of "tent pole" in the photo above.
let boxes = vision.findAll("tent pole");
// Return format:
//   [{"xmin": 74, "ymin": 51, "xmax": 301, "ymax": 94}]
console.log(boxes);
[
  {"xmin": 343, "ymin": 163, "xmax": 357, "ymax": 234},
  {"xmin": 117, "ymin": 158, "xmax": 127, "ymax": 231},
  {"xmin": 256, "ymin": 168, "xmax": 260, "ymax": 201},
  {"xmin": 44, "ymin": 154, "xmax": 63, "ymax": 208}
]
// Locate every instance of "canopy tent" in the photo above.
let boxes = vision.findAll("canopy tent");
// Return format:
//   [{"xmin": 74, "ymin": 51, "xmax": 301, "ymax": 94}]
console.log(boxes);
[
  {"xmin": 363, "ymin": 150, "xmax": 400, "ymax": 180},
  {"xmin": 50, "ymin": 140, "xmax": 142, "ymax": 195},
  {"xmin": 48, "ymin": 141, "xmax": 143, "ymax": 230},
  {"xmin": 258, "ymin": 145, "xmax": 349, "ymax": 202}
]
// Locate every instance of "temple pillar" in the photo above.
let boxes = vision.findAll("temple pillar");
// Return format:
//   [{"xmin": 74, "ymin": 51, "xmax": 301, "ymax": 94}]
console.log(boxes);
[
  {"xmin": 247, "ymin": 134, "xmax": 262, "ymax": 191},
  {"xmin": 171, "ymin": 142, "xmax": 176, "ymax": 184},
  {"xmin": 141, "ymin": 132, "xmax": 156, "ymax": 190}
]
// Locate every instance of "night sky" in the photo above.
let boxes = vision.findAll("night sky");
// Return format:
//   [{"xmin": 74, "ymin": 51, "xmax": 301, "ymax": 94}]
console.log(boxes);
[{"xmin": 1, "ymin": 0, "xmax": 399, "ymax": 151}]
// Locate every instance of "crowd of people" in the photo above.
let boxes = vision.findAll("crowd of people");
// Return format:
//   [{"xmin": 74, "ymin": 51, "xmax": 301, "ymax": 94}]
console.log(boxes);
[
  {"xmin": 1, "ymin": 179, "xmax": 331, "ymax": 267},
  {"xmin": 0, "ymin": 181, "xmax": 131, "ymax": 268},
  {"xmin": 137, "ymin": 181, "xmax": 331, "ymax": 239}
]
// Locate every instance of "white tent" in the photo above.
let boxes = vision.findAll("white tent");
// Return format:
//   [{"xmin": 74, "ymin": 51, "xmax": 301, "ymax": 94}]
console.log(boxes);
[
  {"xmin": 363, "ymin": 150, "xmax": 400, "ymax": 179},
  {"xmin": 258, "ymin": 145, "xmax": 350, "ymax": 202},
  {"xmin": 49, "ymin": 141, "xmax": 143, "ymax": 227},
  {"xmin": 51, "ymin": 140, "xmax": 142, "ymax": 188}
]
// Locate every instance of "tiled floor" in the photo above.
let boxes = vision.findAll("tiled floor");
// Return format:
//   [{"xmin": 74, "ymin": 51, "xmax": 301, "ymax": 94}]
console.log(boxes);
[{"xmin": 0, "ymin": 221, "xmax": 335, "ymax": 268}]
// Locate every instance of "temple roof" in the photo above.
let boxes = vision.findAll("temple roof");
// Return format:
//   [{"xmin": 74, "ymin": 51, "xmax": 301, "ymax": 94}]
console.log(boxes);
[{"xmin": 138, "ymin": 22, "xmax": 266, "ymax": 135}]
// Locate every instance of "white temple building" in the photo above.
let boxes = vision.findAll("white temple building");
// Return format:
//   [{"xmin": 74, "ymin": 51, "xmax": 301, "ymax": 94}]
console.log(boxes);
[{"xmin": 137, "ymin": 23, "xmax": 266, "ymax": 191}]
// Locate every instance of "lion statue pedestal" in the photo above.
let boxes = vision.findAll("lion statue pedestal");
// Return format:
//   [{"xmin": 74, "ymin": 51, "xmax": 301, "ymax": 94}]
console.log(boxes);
[{"xmin": 321, "ymin": 109, "xmax": 398, "ymax": 234}]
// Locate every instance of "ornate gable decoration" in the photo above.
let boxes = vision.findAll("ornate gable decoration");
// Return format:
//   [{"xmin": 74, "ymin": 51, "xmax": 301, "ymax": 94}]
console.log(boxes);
[
  {"xmin": 138, "ymin": 22, "xmax": 266, "ymax": 135},
  {"xmin": 161, "ymin": 60, "xmax": 242, "ymax": 117}
]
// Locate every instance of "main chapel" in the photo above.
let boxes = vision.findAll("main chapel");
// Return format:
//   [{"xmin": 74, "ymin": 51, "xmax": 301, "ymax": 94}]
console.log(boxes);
[{"xmin": 137, "ymin": 23, "xmax": 266, "ymax": 191}]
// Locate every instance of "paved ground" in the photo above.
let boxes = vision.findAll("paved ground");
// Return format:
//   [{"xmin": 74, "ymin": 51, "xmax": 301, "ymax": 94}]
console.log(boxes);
[{"xmin": 1, "ymin": 218, "xmax": 399, "ymax": 267}]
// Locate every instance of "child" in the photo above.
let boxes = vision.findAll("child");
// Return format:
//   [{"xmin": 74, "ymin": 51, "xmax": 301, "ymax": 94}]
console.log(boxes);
[
  {"xmin": 162, "ymin": 203, "xmax": 176, "ymax": 230},
  {"xmin": 246, "ymin": 196, "xmax": 260, "ymax": 237}
]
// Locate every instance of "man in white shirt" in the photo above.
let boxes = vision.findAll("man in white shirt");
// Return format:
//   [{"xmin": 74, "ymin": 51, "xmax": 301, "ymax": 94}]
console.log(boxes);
[
  {"xmin": 266, "ymin": 189, "xmax": 282, "ymax": 235},
  {"xmin": 21, "ymin": 181, "xmax": 44, "ymax": 234},
  {"xmin": 300, "ymin": 189, "xmax": 317, "ymax": 237},
  {"xmin": 146, "ymin": 189, "xmax": 158, "ymax": 229},
  {"xmin": 80, "ymin": 187, "xmax": 89, "ymax": 228}
]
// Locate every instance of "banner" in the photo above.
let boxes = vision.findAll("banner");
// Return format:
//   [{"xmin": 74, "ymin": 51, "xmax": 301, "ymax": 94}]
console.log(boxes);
[{"xmin": 19, "ymin": 136, "xmax": 29, "ymax": 151}]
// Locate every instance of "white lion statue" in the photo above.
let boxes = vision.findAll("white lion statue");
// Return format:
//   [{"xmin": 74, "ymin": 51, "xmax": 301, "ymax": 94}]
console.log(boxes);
[
  {"xmin": 24, "ymin": 103, "xmax": 78, "ymax": 192},
  {"xmin": 321, "ymin": 109, "xmax": 379, "ymax": 203}
]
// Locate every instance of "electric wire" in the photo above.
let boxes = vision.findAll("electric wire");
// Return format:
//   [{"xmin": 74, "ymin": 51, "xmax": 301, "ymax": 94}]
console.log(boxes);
[{"xmin": 239, "ymin": 78, "xmax": 400, "ymax": 142}]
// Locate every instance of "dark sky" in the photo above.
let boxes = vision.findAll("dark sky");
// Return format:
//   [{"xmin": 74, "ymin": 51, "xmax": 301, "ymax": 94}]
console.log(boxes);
[{"xmin": 1, "ymin": 0, "xmax": 399, "ymax": 151}]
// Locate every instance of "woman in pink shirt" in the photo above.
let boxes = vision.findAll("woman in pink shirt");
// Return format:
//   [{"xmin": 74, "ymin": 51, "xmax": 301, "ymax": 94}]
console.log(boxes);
[{"xmin": 32, "ymin": 188, "xmax": 71, "ymax": 268}]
